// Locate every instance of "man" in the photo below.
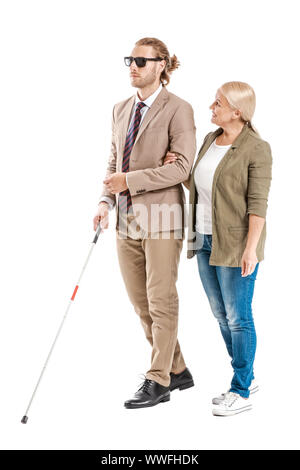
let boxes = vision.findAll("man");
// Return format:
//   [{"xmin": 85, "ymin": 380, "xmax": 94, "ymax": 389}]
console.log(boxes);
[{"xmin": 93, "ymin": 37, "xmax": 196, "ymax": 409}]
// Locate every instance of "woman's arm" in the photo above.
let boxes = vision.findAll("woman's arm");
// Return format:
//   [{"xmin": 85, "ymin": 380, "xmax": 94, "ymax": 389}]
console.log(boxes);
[
  {"xmin": 247, "ymin": 141, "xmax": 272, "ymax": 218},
  {"xmin": 163, "ymin": 132, "xmax": 213, "ymax": 191},
  {"xmin": 241, "ymin": 214, "xmax": 265, "ymax": 277},
  {"xmin": 163, "ymin": 151, "xmax": 191, "ymax": 189},
  {"xmin": 241, "ymin": 140, "xmax": 273, "ymax": 276}
]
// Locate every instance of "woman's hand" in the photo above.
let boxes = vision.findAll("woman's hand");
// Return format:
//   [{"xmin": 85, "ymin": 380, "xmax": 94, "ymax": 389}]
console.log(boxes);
[
  {"xmin": 241, "ymin": 248, "xmax": 258, "ymax": 277},
  {"xmin": 163, "ymin": 151, "xmax": 179, "ymax": 165}
]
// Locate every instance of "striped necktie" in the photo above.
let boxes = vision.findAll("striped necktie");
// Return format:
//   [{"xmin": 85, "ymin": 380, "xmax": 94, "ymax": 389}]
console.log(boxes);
[{"xmin": 119, "ymin": 101, "xmax": 146, "ymax": 212}]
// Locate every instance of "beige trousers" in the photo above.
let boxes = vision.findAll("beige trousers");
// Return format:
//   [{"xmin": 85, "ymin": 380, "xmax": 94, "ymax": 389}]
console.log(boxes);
[{"xmin": 116, "ymin": 211, "xmax": 186, "ymax": 387}]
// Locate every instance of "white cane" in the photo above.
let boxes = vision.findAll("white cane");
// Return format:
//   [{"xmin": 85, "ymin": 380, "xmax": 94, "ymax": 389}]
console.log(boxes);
[{"xmin": 21, "ymin": 223, "xmax": 102, "ymax": 424}]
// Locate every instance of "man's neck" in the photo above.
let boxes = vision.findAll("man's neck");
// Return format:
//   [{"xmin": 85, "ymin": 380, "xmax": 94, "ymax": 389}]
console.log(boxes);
[{"xmin": 137, "ymin": 82, "xmax": 161, "ymax": 101}]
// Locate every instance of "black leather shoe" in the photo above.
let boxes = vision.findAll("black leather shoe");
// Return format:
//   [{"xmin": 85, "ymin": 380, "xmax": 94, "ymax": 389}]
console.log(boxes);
[
  {"xmin": 124, "ymin": 379, "xmax": 170, "ymax": 409},
  {"xmin": 170, "ymin": 367, "xmax": 194, "ymax": 392}
]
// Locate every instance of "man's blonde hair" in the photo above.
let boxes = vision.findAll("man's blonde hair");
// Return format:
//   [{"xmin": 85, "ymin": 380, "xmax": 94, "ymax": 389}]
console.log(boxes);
[{"xmin": 135, "ymin": 37, "xmax": 180, "ymax": 86}]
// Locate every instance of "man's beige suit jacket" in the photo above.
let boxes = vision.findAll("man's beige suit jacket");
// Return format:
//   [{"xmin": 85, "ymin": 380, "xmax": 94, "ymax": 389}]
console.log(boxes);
[{"xmin": 100, "ymin": 85, "xmax": 197, "ymax": 233}]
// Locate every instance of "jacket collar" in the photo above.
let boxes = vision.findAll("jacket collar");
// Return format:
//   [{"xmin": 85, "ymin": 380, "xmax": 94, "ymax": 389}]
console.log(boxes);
[
  {"xmin": 191, "ymin": 123, "xmax": 251, "ymax": 179},
  {"xmin": 209, "ymin": 122, "xmax": 251, "ymax": 149},
  {"xmin": 134, "ymin": 83, "xmax": 163, "ymax": 108}
]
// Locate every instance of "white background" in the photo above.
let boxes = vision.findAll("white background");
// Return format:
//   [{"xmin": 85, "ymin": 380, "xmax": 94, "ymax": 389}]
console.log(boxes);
[{"xmin": 0, "ymin": 0, "xmax": 299, "ymax": 451}]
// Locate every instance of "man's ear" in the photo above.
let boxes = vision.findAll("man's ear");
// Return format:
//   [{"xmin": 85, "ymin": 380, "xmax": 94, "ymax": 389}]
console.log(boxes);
[{"xmin": 160, "ymin": 59, "xmax": 166, "ymax": 73}]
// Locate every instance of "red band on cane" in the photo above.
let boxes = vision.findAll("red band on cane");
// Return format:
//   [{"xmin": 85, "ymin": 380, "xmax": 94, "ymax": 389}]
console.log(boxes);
[{"xmin": 71, "ymin": 285, "xmax": 79, "ymax": 301}]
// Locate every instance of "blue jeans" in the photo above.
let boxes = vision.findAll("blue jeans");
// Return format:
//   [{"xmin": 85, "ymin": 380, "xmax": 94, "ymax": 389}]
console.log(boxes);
[{"xmin": 196, "ymin": 232, "xmax": 259, "ymax": 398}]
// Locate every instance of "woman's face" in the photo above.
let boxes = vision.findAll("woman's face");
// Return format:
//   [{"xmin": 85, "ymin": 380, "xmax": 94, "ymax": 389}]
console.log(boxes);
[{"xmin": 210, "ymin": 90, "xmax": 239, "ymax": 126}]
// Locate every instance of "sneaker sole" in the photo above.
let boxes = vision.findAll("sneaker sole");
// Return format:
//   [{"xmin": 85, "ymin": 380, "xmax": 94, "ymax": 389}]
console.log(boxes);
[
  {"xmin": 212, "ymin": 385, "xmax": 259, "ymax": 405},
  {"xmin": 212, "ymin": 404, "xmax": 252, "ymax": 417},
  {"xmin": 250, "ymin": 385, "xmax": 259, "ymax": 395},
  {"xmin": 170, "ymin": 380, "xmax": 194, "ymax": 392}
]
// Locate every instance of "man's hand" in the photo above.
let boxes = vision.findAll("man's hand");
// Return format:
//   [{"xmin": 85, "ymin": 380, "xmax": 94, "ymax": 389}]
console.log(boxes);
[
  {"xmin": 103, "ymin": 173, "xmax": 128, "ymax": 194},
  {"xmin": 93, "ymin": 202, "xmax": 109, "ymax": 230}
]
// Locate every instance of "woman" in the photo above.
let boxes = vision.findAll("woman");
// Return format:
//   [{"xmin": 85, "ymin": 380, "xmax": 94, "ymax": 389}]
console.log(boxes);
[{"xmin": 164, "ymin": 82, "xmax": 272, "ymax": 416}]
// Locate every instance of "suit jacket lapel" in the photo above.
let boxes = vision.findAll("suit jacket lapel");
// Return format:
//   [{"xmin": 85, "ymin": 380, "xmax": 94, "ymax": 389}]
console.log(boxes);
[
  {"xmin": 191, "ymin": 123, "xmax": 251, "ymax": 188},
  {"xmin": 119, "ymin": 87, "xmax": 168, "ymax": 154},
  {"xmin": 134, "ymin": 86, "xmax": 169, "ymax": 147},
  {"xmin": 189, "ymin": 123, "xmax": 252, "ymax": 212},
  {"xmin": 213, "ymin": 123, "xmax": 250, "ymax": 178},
  {"xmin": 119, "ymin": 95, "xmax": 136, "ymax": 153}
]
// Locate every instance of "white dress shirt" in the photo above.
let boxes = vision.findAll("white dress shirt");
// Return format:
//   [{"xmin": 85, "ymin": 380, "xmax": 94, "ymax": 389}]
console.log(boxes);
[{"xmin": 99, "ymin": 84, "xmax": 163, "ymax": 209}]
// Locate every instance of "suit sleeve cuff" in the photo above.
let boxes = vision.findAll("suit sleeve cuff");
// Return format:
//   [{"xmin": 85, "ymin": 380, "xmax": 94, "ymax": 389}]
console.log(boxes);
[
  {"xmin": 126, "ymin": 171, "xmax": 146, "ymax": 195},
  {"xmin": 98, "ymin": 196, "xmax": 115, "ymax": 211}
]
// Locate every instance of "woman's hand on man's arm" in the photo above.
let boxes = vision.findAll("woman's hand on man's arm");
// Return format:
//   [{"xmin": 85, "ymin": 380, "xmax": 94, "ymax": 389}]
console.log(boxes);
[{"xmin": 163, "ymin": 151, "xmax": 190, "ymax": 189}]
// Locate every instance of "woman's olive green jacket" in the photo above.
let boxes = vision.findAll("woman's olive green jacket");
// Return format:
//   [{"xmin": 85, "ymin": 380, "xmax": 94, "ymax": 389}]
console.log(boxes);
[{"xmin": 187, "ymin": 123, "xmax": 273, "ymax": 267}]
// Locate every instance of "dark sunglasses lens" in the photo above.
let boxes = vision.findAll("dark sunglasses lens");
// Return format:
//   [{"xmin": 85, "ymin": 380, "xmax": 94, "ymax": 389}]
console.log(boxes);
[
  {"xmin": 124, "ymin": 57, "xmax": 132, "ymax": 66},
  {"xmin": 135, "ymin": 57, "xmax": 147, "ymax": 67}
]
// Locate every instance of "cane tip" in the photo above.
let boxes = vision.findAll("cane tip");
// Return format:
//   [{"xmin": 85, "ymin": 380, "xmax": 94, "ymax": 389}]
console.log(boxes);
[{"xmin": 21, "ymin": 415, "xmax": 28, "ymax": 424}]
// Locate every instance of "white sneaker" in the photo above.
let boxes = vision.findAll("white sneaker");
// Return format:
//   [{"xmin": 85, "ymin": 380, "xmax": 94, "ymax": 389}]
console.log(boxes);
[
  {"xmin": 212, "ymin": 392, "xmax": 252, "ymax": 417},
  {"xmin": 212, "ymin": 379, "xmax": 259, "ymax": 405}
]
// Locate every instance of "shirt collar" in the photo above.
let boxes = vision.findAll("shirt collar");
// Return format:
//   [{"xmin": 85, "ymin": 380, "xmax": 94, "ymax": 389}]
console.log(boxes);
[{"xmin": 135, "ymin": 83, "xmax": 163, "ymax": 109}]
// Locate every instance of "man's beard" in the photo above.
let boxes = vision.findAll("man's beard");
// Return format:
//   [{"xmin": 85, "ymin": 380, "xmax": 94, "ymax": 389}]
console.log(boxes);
[{"xmin": 131, "ymin": 70, "xmax": 157, "ymax": 88}]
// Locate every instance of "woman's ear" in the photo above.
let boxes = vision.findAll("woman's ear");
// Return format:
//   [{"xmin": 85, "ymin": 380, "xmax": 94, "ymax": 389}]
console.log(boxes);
[{"xmin": 233, "ymin": 109, "xmax": 242, "ymax": 120}]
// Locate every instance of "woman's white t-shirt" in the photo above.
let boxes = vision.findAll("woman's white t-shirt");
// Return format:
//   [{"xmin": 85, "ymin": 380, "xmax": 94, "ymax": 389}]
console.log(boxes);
[{"xmin": 194, "ymin": 139, "xmax": 231, "ymax": 234}]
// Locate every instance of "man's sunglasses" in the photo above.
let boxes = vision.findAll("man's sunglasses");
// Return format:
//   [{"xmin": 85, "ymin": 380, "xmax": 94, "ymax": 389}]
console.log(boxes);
[{"xmin": 124, "ymin": 56, "xmax": 163, "ymax": 67}]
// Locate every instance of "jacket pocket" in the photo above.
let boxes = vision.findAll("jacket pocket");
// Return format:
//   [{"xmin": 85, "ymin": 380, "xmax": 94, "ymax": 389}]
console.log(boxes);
[
  {"xmin": 228, "ymin": 226, "xmax": 248, "ymax": 239},
  {"xmin": 228, "ymin": 226, "xmax": 248, "ymax": 231}
]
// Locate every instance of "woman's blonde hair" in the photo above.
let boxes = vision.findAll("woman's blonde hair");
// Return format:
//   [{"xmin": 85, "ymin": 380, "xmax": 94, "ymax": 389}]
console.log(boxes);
[
  {"xmin": 220, "ymin": 81, "xmax": 258, "ymax": 134},
  {"xmin": 135, "ymin": 37, "xmax": 180, "ymax": 86}
]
